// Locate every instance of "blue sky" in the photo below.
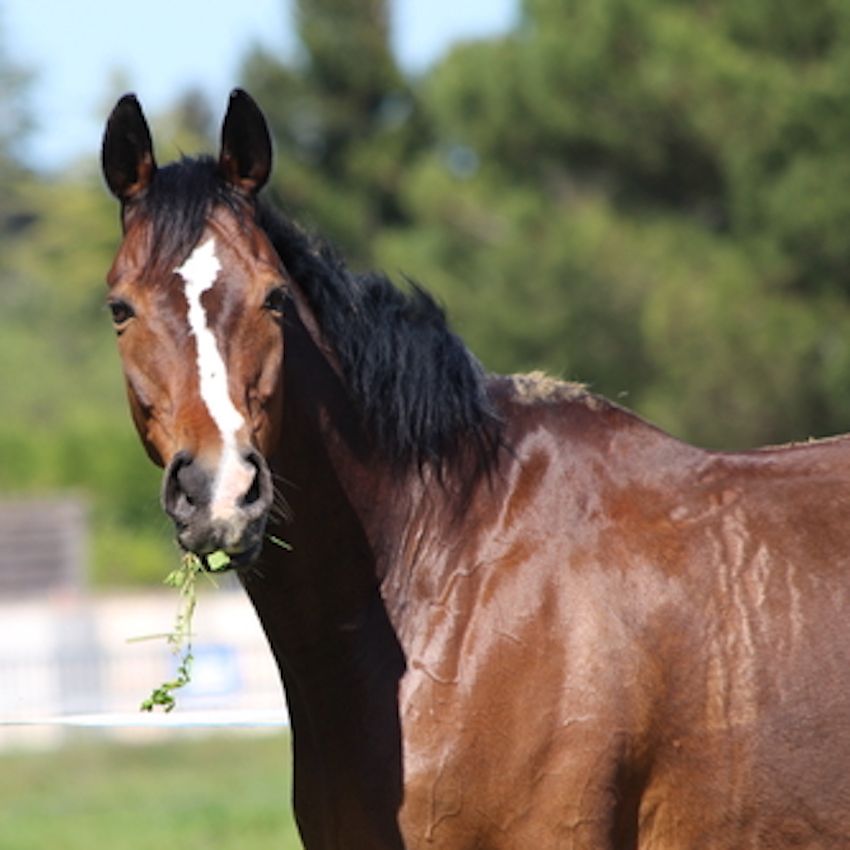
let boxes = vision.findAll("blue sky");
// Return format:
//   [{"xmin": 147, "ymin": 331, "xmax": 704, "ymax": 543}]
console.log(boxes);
[{"xmin": 4, "ymin": 0, "xmax": 517, "ymax": 171}]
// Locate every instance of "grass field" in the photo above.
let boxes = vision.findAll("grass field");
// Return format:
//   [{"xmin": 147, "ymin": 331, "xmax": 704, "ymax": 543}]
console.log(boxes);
[{"xmin": 0, "ymin": 732, "xmax": 303, "ymax": 850}]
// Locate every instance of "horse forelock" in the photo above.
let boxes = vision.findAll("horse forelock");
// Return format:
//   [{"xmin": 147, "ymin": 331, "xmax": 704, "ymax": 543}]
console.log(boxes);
[{"xmin": 126, "ymin": 156, "xmax": 244, "ymax": 278}]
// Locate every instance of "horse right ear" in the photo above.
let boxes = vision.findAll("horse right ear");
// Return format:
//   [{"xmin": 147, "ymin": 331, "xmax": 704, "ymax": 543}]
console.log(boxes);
[
  {"xmin": 218, "ymin": 89, "xmax": 272, "ymax": 195},
  {"xmin": 101, "ymin": 94, "xmax": 157, "ymax": 203}
]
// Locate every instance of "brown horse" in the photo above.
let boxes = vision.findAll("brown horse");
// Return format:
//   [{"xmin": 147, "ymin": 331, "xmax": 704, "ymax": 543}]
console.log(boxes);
[{"xmin": 101, "ymin": 90, "xmax": 850, "ymax": 849}]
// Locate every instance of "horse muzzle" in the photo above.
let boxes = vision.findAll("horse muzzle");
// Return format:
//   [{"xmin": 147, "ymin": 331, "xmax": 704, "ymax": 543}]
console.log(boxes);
[{"xmin": 161, "ymin": 447, "xmax": 273, "ymax": 568}]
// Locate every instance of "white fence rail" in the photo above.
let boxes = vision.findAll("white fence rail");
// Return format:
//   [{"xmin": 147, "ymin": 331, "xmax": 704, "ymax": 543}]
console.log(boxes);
[{"xmin": 0, "ymin": 587, "xmax": 287, "ymax": 749}]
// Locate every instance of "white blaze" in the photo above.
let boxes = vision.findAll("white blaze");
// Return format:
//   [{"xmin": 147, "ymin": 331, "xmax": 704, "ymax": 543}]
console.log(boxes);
[{"xmin": 176, "ymin": 238, "xmax": 254, "ymax": 522}]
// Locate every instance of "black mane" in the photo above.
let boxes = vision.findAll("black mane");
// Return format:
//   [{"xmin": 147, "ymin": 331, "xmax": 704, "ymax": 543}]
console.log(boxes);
[{"xmin": 135, "ymin": 156, "xmax": 501, "ymax": 472}]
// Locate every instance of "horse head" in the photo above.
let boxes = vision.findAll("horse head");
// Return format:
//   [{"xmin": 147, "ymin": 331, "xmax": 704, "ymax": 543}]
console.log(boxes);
[{"xmin": 101, "ymin": 90, "xmax": 283, "ymax": 567}]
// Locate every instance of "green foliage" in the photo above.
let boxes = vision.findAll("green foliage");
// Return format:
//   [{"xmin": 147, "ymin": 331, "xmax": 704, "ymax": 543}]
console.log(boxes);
[
  {"xmin": 0, "ymin": 14, "xmax": 33, "ymax": 173},
  {"xmin": 137, "ymin": 551, "xmax": 234, "ymax": 712},
  {"xmin": 376, "ymin": 0, "xmax": 850, "ymax": 447},
  {"xmin": 138, "ymin": 554, "xmax": 205, "ymax": 712},
  {"xmin": 242, "ymin": 0, "xmax": 425, "ymax": 263},
  {"xmin": 0, "ymin": 169, "xmax": 172, "ymax": 584}
]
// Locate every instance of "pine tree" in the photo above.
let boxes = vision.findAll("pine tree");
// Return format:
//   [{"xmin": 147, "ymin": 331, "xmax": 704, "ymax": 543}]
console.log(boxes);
[
  {"xmin": 377, "ymin": 0, "xmax": 850, "ymax": 448},
  {"xmin": 242, "ymin": 0, "xmax": 426, "ymax": 263},
  {"xmin": 0, "ymin": 14, "xmax": 34, "ymax": 235}
]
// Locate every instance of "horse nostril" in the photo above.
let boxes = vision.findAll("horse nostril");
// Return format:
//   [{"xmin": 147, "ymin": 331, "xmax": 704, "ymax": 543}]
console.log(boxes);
[
  {"xmin": 162, "ymin": 450, "xmax": 210, "ymax": 524},
  {"xmin": 240, "ymin": 450, "xmax": 271, "ymax": 514},
  {"xmin": 243, "ymin": 469, "xmax": 261, "ymax": 507}
]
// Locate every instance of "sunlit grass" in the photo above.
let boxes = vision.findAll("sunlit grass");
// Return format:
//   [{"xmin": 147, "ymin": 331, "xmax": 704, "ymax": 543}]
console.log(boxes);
[{"xmin": 0, "ymin": 733, "xmax": 303, "ymax": 850}]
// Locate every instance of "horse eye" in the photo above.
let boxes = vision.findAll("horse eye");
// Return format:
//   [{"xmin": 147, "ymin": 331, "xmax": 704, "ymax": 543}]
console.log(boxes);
[
  {"xmin": 108, "ymin": 299, "xmax": 135, "ymax": 328},
  {"xmin": 263, "ymin": 287, "xmax": 286, "ymax": 315}
]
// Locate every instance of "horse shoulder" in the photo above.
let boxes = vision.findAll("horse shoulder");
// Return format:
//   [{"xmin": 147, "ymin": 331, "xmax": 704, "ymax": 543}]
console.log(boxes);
[{"xmin": 397, "ymin": 382, "xmax": 689, "ymax": 847}]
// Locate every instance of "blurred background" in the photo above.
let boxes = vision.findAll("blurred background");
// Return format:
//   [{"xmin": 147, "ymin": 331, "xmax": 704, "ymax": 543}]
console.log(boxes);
[{"xmin": 4, "ymin": 0, "xmax": 850, "ymax": 846}]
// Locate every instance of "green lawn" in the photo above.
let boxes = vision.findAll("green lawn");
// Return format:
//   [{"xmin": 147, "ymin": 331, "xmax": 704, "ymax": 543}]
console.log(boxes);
[{"xmin": 0, "ymin": 732, "xmax": 303, "ymax": 850}]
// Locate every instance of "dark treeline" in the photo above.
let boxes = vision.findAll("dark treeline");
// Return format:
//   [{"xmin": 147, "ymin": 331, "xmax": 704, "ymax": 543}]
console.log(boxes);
[{"xmin": 4, "ymin": 0, "xmax": 850, "ymax": 582}]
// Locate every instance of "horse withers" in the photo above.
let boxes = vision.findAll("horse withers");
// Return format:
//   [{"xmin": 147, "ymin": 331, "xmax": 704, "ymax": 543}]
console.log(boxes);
[{"xmin": 101, "ymin": 89, "xmax": 850, "ymax": 848}]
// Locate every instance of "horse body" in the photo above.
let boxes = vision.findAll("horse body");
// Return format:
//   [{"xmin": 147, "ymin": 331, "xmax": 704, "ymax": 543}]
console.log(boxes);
[
  {"xmin": 101, "ymin": 90, "xmax": 850, "ymax": 848},
  {"xmin": 273, "ymin": 341, "xmax": 850, "ymax": 848}
]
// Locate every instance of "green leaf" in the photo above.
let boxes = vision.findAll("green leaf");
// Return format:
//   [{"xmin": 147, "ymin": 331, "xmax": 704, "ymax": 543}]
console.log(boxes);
[{"xmin": 206, "ymin": 550, "xmax": 231, "ymax": 571}]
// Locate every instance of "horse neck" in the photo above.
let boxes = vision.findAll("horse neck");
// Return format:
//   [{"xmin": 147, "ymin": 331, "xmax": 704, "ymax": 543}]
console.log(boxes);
[
  {"xmin": 249, "ymin": 299, "xmax": 415, "ymax": 644},
  {"xmin": 240, "ymin": 301, "xmax": 410, "ymax": 848}
]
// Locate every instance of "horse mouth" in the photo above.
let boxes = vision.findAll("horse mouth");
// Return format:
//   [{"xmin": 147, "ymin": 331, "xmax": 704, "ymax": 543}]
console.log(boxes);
[
  {"xmin": 162, "ymin": 447, "xmax": 274, "ymax": 571},
  {"xmin": 197, "ymin": 541, "xmax": 264, "ymax": 572},
  {"xmin": 175, "ymin": 514, "xmax": 269, "ymax": 572}
]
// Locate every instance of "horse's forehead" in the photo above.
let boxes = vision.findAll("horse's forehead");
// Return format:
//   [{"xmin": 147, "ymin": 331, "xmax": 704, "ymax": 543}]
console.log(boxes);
[
  {"xmin": 201, "ymin": 204, "xmax": 281, "ymax": 270},
  {"xmin": 109, "ymin": 204, "xmax": 278, "ymax": 288}
]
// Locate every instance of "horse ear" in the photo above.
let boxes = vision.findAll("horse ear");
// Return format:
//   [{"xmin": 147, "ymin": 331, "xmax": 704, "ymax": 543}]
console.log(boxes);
[
  {"xmin": 218, "ymin": 88, "xmax": 272, "ymax": 195},
  {"xmin": 101, "ymin": 94, "xmax": 157, "ymax": 203}
]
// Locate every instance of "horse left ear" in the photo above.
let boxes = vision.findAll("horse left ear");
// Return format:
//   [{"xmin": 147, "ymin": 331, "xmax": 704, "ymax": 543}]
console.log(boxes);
[
  {"xmin": 219, "ymin": 89, "xmax": 272, "ymax": 195},
  {"xmin": 102, "ymin": 93, "xmax": 157, "ymax": 203}
]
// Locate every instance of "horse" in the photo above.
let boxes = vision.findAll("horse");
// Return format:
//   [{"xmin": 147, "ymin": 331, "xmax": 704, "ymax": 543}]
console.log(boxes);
[{"xmin": 100, "ymin": 89, "xmax": 850, "ymax": 849}]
